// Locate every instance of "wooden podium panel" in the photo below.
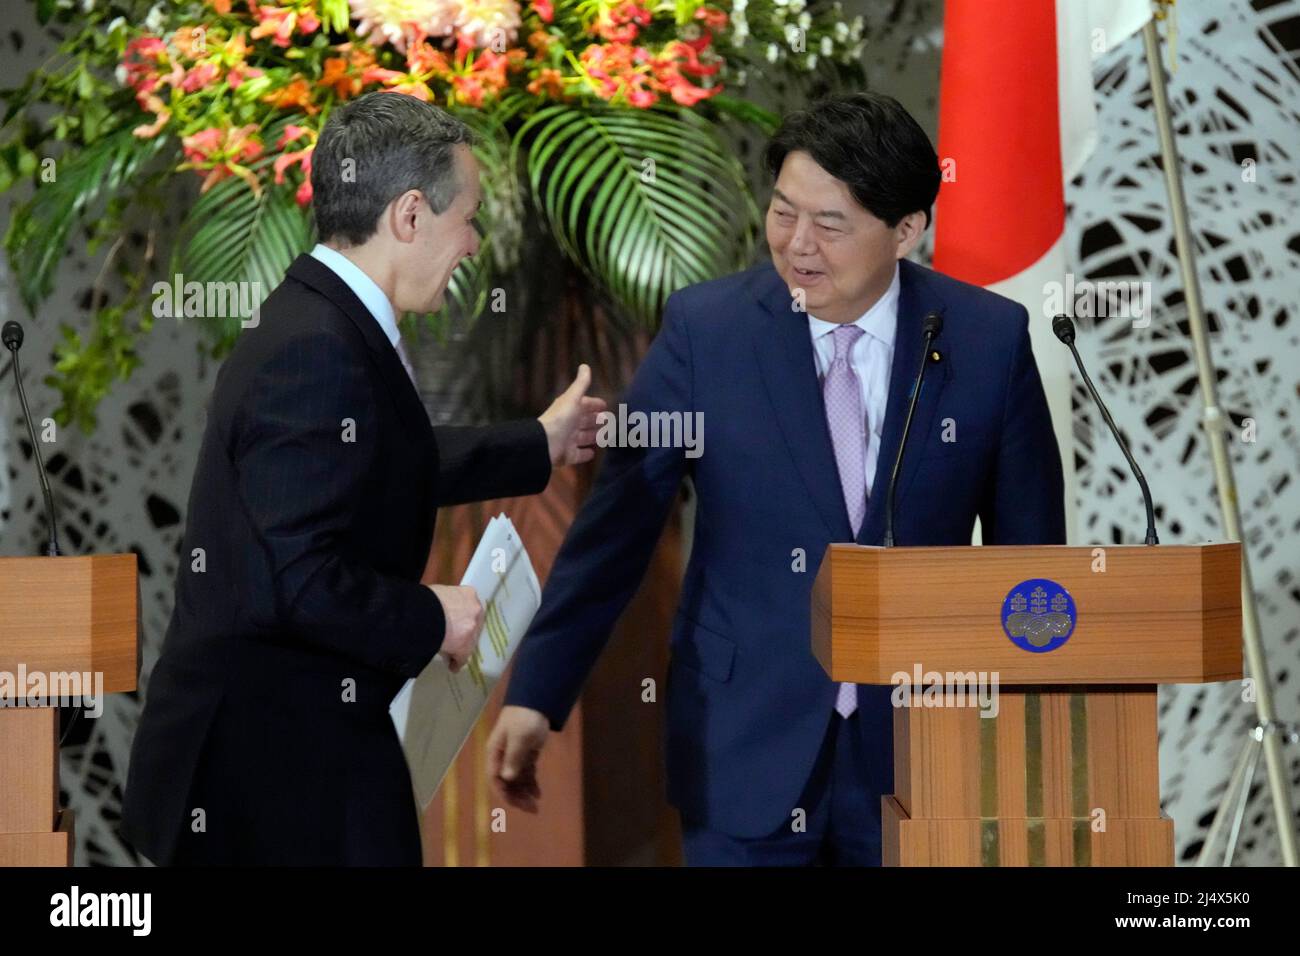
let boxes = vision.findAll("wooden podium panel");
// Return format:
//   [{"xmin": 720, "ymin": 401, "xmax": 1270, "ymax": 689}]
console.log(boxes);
[
  {"xmin": 813, "ymin": 543, "xmax": 1243, "ymax": 867},
  {"xmin": 813, "ymin": 543, "xmax": 1241, "ymax": 684},
  {"xmin": 0, "ymin": 811, "xmax": 76, "ymax": 867},
  {"xmin": 0, "ymin": 706, "xmax": 59, "ymax": 834},
  {"xmin": 0, "ymin": 554, "xmax": 139, "ymax": 693},
  {"xmin": 883, "ymin": 797, "xmax": 1174, "ymax": 866},
  {"xmin": 0, "ymin": 554, "xmax": 138, "ymax": 868}
]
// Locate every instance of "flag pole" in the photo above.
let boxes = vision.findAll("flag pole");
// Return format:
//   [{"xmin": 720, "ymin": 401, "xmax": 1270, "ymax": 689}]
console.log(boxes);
[{"xmin": 1139, "ymin": 11, "xmax": 1298, "ymax": 866}]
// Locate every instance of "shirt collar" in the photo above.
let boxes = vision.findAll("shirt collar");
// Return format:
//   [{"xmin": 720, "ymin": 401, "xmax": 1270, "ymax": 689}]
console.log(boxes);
[
  {"xmin": 807, "ymin": 262, "xmax": 901, "ymax": 350},
  {"xmin": 309, "ymin": 243, "xmax": 400, "ymax": 346}
]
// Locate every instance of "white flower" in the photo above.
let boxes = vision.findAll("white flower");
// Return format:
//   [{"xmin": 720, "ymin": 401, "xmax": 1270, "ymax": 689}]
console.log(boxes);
[
  {"xmin": 849, "ymin": 15, "xmax": 864, "ymax": 40},
  {"xmin": 107, "ymin": 15, "xmax": 125, "ymax": 33},
  {"xmin": 144, "ymin": 3, "xmax": 165, "ymax": 32},
  {"xmin": 766, "ymin": 42, "xmax": 780, "ymax": 62},
  {"xmin": 455, "ymin": 0, "xmax": 522, "ymax": 49},
  {"xmin": 820, "ymin": 35, "xmax": 832, "ymax": 56},
  {"xmin": 834, "ymin": 21, "xmax": 849, "ymax": 40},
  {"xmin": 806, "ymin": 53, "xmax": 817, "ymax": 70},
  {"xmin": 349, "ymin": 0, "xmax": 466, "ymax": 52},
  {"xmin": 797, "ymin": 12, "xmax": 810, "ymax": 29},
  {"xmin": 114, "ymin": 63, "xmax": 128, "ymax": 86},
  {"xmin": 733, "ymin": 0, "xmax": 746, "ymax": 10}
]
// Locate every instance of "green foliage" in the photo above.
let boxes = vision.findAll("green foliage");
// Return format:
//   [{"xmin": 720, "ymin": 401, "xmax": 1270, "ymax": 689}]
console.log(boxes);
[{"xmin": 517, "ymin": 103, "xmax": 760, "ymax": 324}]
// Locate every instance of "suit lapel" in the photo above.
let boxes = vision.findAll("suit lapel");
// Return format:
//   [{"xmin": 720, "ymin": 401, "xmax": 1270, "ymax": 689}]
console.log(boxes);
[
  {"xmin": 857, "ymin": 259, "xmax": 952, "ymax": 545},
  {"xmin": 750, "ymin": 265, "xmax": 854, "ymax": 540},
  {"xmin": 285, "ymin": 254, "xmax": 432, "ymax": 439}
]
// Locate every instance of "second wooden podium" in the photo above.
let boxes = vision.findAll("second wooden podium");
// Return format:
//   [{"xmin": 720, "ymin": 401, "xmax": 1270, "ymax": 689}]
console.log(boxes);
[{"xmin": 812, "ymin": 543, "xmax": 1241, "ymax": 866}]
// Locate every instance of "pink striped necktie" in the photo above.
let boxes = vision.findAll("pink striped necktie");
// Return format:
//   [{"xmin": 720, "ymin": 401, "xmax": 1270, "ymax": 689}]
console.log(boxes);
[{"xmin": 824, "ymin": 324, "xmax": 866, "ymax": 718}]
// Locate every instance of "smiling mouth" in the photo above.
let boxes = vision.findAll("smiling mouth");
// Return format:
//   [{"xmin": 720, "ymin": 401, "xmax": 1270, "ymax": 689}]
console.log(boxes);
[{"xmin": 793, "ymin": 266, "xmax": 824, "ymax": 279}]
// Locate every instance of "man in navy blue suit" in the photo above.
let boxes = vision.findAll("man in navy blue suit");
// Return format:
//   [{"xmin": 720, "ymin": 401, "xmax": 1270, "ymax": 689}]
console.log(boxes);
[{"xmin": 487, "ymin": 92, "xmax": 1066, "ymax": 865}]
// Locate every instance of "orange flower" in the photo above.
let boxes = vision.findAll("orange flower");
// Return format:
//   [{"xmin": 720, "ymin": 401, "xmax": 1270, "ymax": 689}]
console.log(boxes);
[
  {"xmin": 207, "ymin": 0, "xmax": 233, "ymax": 12},
  {"xmin": 318, "ymin": 44, "xmax": 379, "ymax": 99},
  {"xmin": 526, "ymin": 66, "xmax": 565, "ymax": 98},
  {"xmin": 175, "ymin": 26, "xmax": 208, "ymax": 60},
  {"xmin": 407, "ymin": 40, "xmax": 451, "ymax": 76},
  {"xmin": 527, "ymin": 28, "xmax": 554, "ymax": 53},
  {"xmin": 262, "ymin": 77, "xmax": 321, "ymax": 114},
  {"xmin": 321, "ymin": 57, "xmax": 357, "ymax": 97}
]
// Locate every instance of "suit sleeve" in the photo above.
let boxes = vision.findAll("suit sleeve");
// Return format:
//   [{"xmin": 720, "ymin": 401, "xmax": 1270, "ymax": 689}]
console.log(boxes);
[
  {"xmin": 231, "ymin": 329, "xmax": 445, "ymax": 678},
  {"xmin": 433, "ymin": 420, "xmax": 552, "ymax": 506},
  {"xmin": 978, "ymin": 307, "xmax": 1068, "ymax": 545},
  {"xmin": 504, "ymin": 294, "xmax": 694, "ymax": 731}
]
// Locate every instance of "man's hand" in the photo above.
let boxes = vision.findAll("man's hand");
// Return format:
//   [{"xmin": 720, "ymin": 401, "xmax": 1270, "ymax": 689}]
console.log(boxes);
[
  {"xmin": 539, "ymin": 364, "xmax": 608, "ymax": 468},
  {"xmin": 427, "ymin": 584, "xmax": 483, "ymax": 672},
  {"xmin": 486, "ymin": 705, "xmax": 550, "ymax": 813}
]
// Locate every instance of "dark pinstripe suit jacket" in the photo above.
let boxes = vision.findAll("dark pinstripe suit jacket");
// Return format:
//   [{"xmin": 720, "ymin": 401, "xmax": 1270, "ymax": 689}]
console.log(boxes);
[{"xmin": 122, "ymin": 254, "xmax": 551, "ymax": 865}]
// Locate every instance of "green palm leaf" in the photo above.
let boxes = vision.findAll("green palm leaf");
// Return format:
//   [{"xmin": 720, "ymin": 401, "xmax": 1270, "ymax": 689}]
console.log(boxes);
[
  {"xmin": 171, "ymin": 174, "xmax": 312, "ymax": 348},
  {"xmin": 515, "ymin": 105, "xmax": 759, "ymax": 325},
  {"xmin": 3, "ymin": 127, "xmax": 168, "ymax": 313}
]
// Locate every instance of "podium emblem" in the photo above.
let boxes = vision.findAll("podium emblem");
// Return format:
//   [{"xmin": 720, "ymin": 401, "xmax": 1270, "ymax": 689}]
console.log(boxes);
[{"xmin": 1001, "ymin": 578, "xmax": 1076, "ymax": 653}]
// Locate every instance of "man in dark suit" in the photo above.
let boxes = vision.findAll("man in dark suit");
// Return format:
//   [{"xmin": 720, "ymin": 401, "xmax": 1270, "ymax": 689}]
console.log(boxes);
[
  {"xmin": 487, "ymin": 92, "xmax": 1066, "ymax": 865},
  {"xmin": 122, "ymin": 92, "xmax": 604, "ymax": 866}
]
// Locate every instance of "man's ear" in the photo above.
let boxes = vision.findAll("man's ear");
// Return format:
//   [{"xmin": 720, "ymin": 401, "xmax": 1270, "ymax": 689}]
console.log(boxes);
[
  {"xmin": 389, "ymin": 189, "xmax": 424, "ymax": 243},
  {"xmin": 894, "ymin": 210, "xmax": 928, "ymax": 259}
]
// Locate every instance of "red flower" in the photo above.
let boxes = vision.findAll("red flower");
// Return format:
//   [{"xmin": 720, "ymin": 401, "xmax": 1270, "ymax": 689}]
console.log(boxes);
[
  {"xmin": 694, "ymin": 6, "xmax": 728, "ymax": 31},
  {"xmin": 181, "ymin": 61, "xmax": 221, "ymax": 92},
  {"xmin": 180, "ymin": 124, "xmax": 264, "ymax": 194}
]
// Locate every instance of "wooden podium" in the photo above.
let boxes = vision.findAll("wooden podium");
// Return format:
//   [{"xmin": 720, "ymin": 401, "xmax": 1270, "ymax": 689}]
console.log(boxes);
[
  {"xmin": 812, "ymin": 543, "xmax": 1241, "ymax": 866},
  {"xmin": 0, "ymin": 554, "xmax": 138, "ymax": 866}
]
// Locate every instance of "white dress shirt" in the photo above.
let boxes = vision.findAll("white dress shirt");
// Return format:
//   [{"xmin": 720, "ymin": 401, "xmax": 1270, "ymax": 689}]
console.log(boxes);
[
  {"xmin": 309, "ymin": 243, "xmax": 400, "ymax": 347},
  {"xmin": 808, "ymin": 263, "xmax": 900, "ymax": 498}
]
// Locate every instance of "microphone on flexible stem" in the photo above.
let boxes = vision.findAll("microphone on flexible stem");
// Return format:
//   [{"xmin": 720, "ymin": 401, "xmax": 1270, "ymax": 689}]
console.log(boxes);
[
  {"xmin": 883, "ymin": 310, "xmax": 944, "ymax": 548},
  {"xmin": 3, "ymin": 320, "xmax": 62, "ymax": 556},
  {"xmin": 1053, "ymin": 314, "xmax": 1158, "ymax": 545}
]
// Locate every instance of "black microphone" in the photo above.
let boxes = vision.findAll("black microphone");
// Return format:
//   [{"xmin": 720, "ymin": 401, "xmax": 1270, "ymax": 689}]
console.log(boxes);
[
  {"xmin": 3, "ymin": 320, "xmax": 62, "ymax": 556},
  {"xmin": 883, "ymin": 310, "xmax": 943, "ymax": 547},
  {"xmin": 1053, "ymin": 314, "xmax": 1158, "ymax": 545}
]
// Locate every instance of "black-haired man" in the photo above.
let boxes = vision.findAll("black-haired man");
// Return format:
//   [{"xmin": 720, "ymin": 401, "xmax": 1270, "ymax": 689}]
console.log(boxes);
[{"xmin": 489, "ymin": 92, "xmax": 1065, "ymax": 866}]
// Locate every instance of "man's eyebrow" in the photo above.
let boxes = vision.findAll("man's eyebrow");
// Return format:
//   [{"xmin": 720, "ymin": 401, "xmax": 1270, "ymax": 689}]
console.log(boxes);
[{"xmin": 771, "ymin": 188, "xmax": 846, "ymax": 220}]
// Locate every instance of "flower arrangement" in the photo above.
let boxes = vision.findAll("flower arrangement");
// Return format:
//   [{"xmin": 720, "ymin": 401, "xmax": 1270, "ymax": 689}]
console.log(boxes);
[{"xmin": 1, "ymin": 0, "xmax": 865, "ymax": 428}]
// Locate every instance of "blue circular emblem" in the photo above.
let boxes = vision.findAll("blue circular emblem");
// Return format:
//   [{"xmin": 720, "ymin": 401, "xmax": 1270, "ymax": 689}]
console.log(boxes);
[{"xmin": 1001, "ymin": 578, "xmax": 1077, "ymax": 653}]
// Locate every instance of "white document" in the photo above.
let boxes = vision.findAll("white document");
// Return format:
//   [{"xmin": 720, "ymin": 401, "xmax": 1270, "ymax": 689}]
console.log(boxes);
[{"xmin": 389, "ymin": 513, "xmax": 541, "ymax": 810}]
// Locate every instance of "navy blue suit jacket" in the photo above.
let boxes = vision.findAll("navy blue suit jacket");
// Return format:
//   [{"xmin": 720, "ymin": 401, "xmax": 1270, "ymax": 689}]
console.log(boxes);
[{"xmin": 505, "ymin": 257, "xmax": 1065, "ymax": 839}]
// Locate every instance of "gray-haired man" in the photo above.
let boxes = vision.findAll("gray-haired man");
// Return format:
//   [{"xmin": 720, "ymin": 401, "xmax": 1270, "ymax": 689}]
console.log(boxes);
[{"xmin": 123, "ymin": 92, "xmax": 604, "ymax": 866}]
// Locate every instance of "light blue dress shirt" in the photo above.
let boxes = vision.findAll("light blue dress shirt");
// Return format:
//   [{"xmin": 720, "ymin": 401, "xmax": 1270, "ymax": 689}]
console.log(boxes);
[{"xmin": 309, "ymin": 243, "xmax": 401, "ymax": 347}]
